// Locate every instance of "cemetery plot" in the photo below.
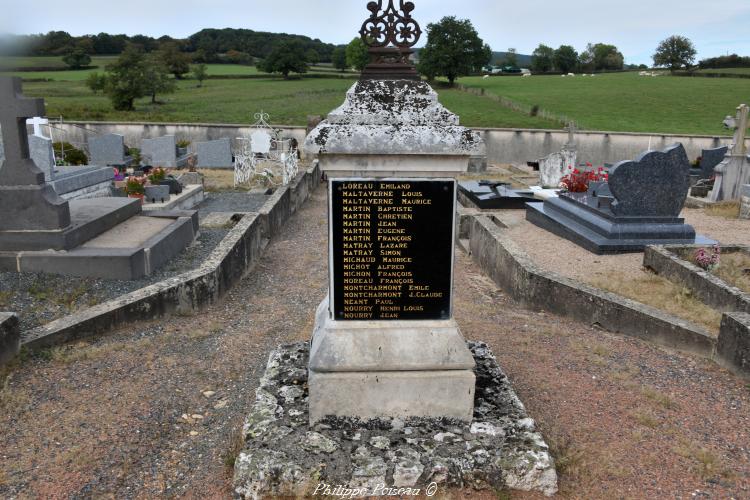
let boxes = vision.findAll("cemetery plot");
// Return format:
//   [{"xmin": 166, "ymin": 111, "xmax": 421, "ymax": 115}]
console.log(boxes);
[{"xmin": 645, "ymin": 244, "xmax": 750, "ymax": 312}]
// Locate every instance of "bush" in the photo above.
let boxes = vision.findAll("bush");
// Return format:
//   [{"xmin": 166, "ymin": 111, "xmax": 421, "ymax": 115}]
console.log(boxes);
[{"xmin": 53, "ymin": 142, "xmax": 88, "ymax": 165}]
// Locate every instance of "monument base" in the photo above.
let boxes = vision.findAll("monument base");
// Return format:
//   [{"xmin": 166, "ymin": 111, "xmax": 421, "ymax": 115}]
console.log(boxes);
[
  {"xmin": 234, "ymin": 341, "xmax": 558, "ymax": 498},
  {"xmin": 0, "ymin": 183, "xmax": 71, "ymax": 231},
  {"xmin": 526, "ymin": 194, "xmax": 715, "ymax": 254},
  {"xmin": 308, "ymin": 298, "xmax": 476, "ymax": 424}
]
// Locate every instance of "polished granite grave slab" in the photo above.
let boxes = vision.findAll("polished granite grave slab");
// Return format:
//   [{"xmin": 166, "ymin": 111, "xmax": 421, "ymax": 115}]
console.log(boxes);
[
  {"xmin": 526, "ymin": 144, "xmax": 716, "ymax": 254},
  {"xmin": 458, "ymin": 181, "xmax": 537, "ymax": 209}
]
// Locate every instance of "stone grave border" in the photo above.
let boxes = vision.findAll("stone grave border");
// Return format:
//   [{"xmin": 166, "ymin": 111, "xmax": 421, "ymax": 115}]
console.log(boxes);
[
  {"xmin": 460, "ymin": 212, "xmax": 749, "ymax": 379},
  {"xmin": 644, "ymin": 245, "xmax": 750, "ymax": 314},
  {"xmin": 11, "ymin": 163, "xmax": 320, "ymax": 355}
]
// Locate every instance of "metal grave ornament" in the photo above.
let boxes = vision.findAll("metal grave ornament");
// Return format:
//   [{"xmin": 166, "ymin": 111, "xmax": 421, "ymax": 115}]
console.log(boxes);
[{"xmin": 359, "ymin": 0, "xmax": 422, "ymax": 80}]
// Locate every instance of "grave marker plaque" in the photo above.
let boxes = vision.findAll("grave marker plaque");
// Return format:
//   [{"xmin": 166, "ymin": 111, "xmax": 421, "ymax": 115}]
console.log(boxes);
[{"xmin": 330, "ymin": 178, "xmax": 455, "ymax": 321}]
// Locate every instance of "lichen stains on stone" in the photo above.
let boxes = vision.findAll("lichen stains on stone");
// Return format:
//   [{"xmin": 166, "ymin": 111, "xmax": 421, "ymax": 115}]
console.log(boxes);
[
  {"xmin": 303, "ymin": 79, "xmax": 486, "ymax": 157},
  {"xmin": 232, "ymin": 342, "xmax": 558, "ymax": 499}
]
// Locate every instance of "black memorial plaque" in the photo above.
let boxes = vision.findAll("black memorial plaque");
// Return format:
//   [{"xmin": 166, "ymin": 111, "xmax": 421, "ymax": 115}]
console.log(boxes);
[{"xmin": 331, "ymin": 179, "xmax": 455, "ymax": 321}]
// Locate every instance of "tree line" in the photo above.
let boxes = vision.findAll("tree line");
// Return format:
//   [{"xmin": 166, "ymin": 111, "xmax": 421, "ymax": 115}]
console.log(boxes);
[{"xmin": 0, "ymin": 29, "xmax": 337, "ymax": 64}]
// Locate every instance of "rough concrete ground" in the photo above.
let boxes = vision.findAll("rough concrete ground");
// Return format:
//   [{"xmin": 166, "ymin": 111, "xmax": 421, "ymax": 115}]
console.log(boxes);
[{"xmin": 1, "ymin": 187, "xmax": 749, "ymax": 499}]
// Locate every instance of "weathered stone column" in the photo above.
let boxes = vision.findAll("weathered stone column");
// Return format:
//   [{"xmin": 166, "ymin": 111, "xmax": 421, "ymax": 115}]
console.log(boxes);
[{"xmin": 305, "ymin": 76, "xmax": 484, "ymax": 423}]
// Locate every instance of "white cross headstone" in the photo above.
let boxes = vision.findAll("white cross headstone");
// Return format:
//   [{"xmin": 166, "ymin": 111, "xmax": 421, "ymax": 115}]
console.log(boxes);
[{"xmin": 26, "ymin": 116, "xmax": 50, "ymax": 138}]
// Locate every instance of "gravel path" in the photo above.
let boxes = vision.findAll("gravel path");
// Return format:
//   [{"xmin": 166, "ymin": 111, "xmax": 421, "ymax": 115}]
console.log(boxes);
[{"xmin": 1, "ymin": 187, "xmax": 748, "ymax": 498}]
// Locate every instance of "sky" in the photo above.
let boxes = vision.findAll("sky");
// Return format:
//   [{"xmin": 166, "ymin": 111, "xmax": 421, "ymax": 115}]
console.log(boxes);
[{"xmin": 1, "ymin": 0, "xmax": 749, "ymax": 65}]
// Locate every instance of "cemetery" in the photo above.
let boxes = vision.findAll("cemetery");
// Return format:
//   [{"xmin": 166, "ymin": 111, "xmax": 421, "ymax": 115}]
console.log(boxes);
[{"xmin": 1, "ymin": 1, "xmax": 750, "ymax": 499}]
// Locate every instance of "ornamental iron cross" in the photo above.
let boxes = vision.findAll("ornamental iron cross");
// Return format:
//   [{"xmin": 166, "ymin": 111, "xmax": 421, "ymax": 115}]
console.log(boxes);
[
  {"xmin": 0, "ymin": 77, "xmax": 45, "ymax": 167},
  {"xmin": 359, "ymin": 0, "xmax": 422, "ymax": 49}
]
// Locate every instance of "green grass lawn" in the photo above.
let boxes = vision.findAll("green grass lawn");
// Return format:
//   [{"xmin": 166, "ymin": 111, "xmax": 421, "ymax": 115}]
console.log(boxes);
[
  {"xmin": 6, "ymin": 56, "xmax": 749, "ymax": 134},
  {"xmin": 460, "ymin": 72, "xmax": 750, "ymax": 135},
  {"xmin": 21, "ymin": 77, "xmax": 559, "ymax": 128}
]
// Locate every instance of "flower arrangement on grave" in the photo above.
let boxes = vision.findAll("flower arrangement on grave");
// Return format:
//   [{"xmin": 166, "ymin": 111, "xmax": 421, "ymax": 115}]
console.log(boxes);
[
  {"xmin": 694, "ymin": 245, "xmax": 721, "ymax": 271},
  {"xmin": 125, "ymin": 176, "xmax": 147, "ymax": 196},
  {"xmin": 559, "ymin": 164, "xmax": 609, "ymax": 193},
  {"xmin": 113, "ymin": 168, "xmax": 125, "ymax": 181},
  {"xmin": 148, "ymin": 167, "xmax": 168, "ymax": 184}
]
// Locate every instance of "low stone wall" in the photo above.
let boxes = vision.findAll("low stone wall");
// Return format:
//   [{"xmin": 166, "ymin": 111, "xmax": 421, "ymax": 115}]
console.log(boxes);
[
  {"xmin": 19, "ymin": 163, "xmax": 321, "ymax": 352},
  {"xmin": 644, "ymin": 245, "xmax": 750, "ymax": 314},
  {"xmin": 478, "ymin": 128, "xmax": 735, "ymax": 167},
  {"xmin": 57, "ymin": 122, "xmax": 737, "ymax": 168},
  {"xmin": 466, "ymin": 215, "xmax": 716, "ymax": 357},
  {"xmin": 717, "ymin": 313, "xmax": 750, "ymax": 376},
  {"xmin": 0, "ymin": 312, "xmax": 20, "ymax": 366},
  {"xmin": 464, "ymin": 213, "xmax": 750, "ymax": 378}
]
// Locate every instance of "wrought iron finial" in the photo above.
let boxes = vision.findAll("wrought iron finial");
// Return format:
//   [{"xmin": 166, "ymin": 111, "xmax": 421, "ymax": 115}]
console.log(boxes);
[
  {"xmin": 359, "ymin": 0, "xmax": 422, "ymax": 49},
  {"xmin": 357, "ymin": 1, "xmax": 421, "ymax": 80}
]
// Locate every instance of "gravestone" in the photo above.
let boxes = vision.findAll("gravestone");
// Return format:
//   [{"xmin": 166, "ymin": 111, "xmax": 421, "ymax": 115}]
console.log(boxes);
[
  {"xmin": 538, "ymin": 122, "xmax": 577, "ymax": 188},
  {"xmin": 698, "ymin": 146, "xmax": 729, "ymax": 179},
  {"xmin": 234, "ymin": 3, "xmax": 558, "ymax": 497},
  {"xmin": 527, "ymin": 143, "xmax": 715, "ymax": 253},
  {"xmin": 141, "ymin": 135, "xmax": 190, "ymax": 167},
  {"xmin": 88, "ymin": 133, "xmax": 131, "ymax": 166},
  {"xmin": 741, "ymin": 185, "xmax": 750, "ymax": 220},
  {"xmin": 29, "ymin": 134, "xmax": 56, "ymax": 181},
  {"xmin": 710, "ymin": 104, "xmax": 749, "ymax": 202},
  {"xmin": 0, "ymin": 77, "xmax": 70, "ymax": 231},
  {"xmin": 196, "ymin": 138, "xmax": 233, "ymax": 168},
  {"xmin": 0, "ymin": 77, "xmax": 198, "ymax": 279},
  {"xmin": 458, "ymin": 180, "xmax": 537, "ymax": 209}
]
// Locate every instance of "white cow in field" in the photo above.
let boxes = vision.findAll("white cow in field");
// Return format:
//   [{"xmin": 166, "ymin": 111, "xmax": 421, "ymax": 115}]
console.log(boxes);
[
  {"xmin": 483, "ymin": 75, "xmax": 490, "ymax": 79},
  {"xmin": 567, "ymin": 73, "xmax": 575, "ymax": 77},
  {"xmin": 522, "ymin": 73, "xmax": 532, "ymax": 77}
]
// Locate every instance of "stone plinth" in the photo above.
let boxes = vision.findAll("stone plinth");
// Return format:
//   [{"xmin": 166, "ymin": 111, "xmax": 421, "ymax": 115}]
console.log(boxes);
[
  {"xmin": 309, "ymin": 298, "xmax": 476, "ymax": 423},
  {"xmin": 304, "ymin": 78, "xmax": 485, "ymax": 425},
  {"xmin": 234, "ymin": 342, "xmax": 558, "ymax": 498}
]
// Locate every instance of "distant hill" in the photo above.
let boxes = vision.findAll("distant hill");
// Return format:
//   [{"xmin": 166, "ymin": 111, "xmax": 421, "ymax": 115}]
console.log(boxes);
[{"xmin": 491, "ymin": 51, "xmax": 532, "ymax": 67}]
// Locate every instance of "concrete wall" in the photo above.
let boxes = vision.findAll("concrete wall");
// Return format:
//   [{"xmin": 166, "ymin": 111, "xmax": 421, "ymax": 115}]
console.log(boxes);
[
  {"xmin": 58, "ymin": 121, "xmax": 738, "ymax": 167},
  {"xmin": 478, "ymin": 128, "xmax": 735, "ymax": 166}
]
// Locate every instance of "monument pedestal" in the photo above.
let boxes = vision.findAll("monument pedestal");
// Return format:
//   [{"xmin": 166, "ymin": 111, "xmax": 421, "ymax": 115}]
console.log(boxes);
[{"xmin": 308, "ymin": 297, "xmax": 475, "ymax": 423}]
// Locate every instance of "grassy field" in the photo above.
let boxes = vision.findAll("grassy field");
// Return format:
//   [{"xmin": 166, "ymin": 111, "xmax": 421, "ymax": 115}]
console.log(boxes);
[
  {"xmin": 460, "ymin": 72, "xmax": 750, "ymax": 135},
  {"xmin": 4, "ymin": 56, "xmax": 749, "ymax": 133},
  {"xmin": 20, "ymin": 77, "xmax": 559, "ymax": 128}
]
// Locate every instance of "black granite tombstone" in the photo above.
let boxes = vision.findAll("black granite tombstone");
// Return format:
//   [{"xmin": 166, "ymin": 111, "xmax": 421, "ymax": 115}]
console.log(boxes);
[
  {"xmin": 458, "ymin": 180, "xmax": 538, "ymax": 209},
  {"xmin": 699, "ymin": 146, "xmax": 729, "ymax": 179},
  {"xmin": 689, "ymin": 146, "xmax": 729, "ymax": 180},
  {"xmin": 330, "ymin": 179, "xmax": 455, "ymax": 321},
  {"xmin": 526, "ymin": 144, "xmax": 715, "ymax": 254}
]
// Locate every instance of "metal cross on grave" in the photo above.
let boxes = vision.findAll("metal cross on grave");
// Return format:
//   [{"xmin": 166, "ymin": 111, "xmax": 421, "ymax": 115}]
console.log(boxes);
[{"xmin": 0, "ymin": 77, "xmax": 46, "ymax": 185}]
